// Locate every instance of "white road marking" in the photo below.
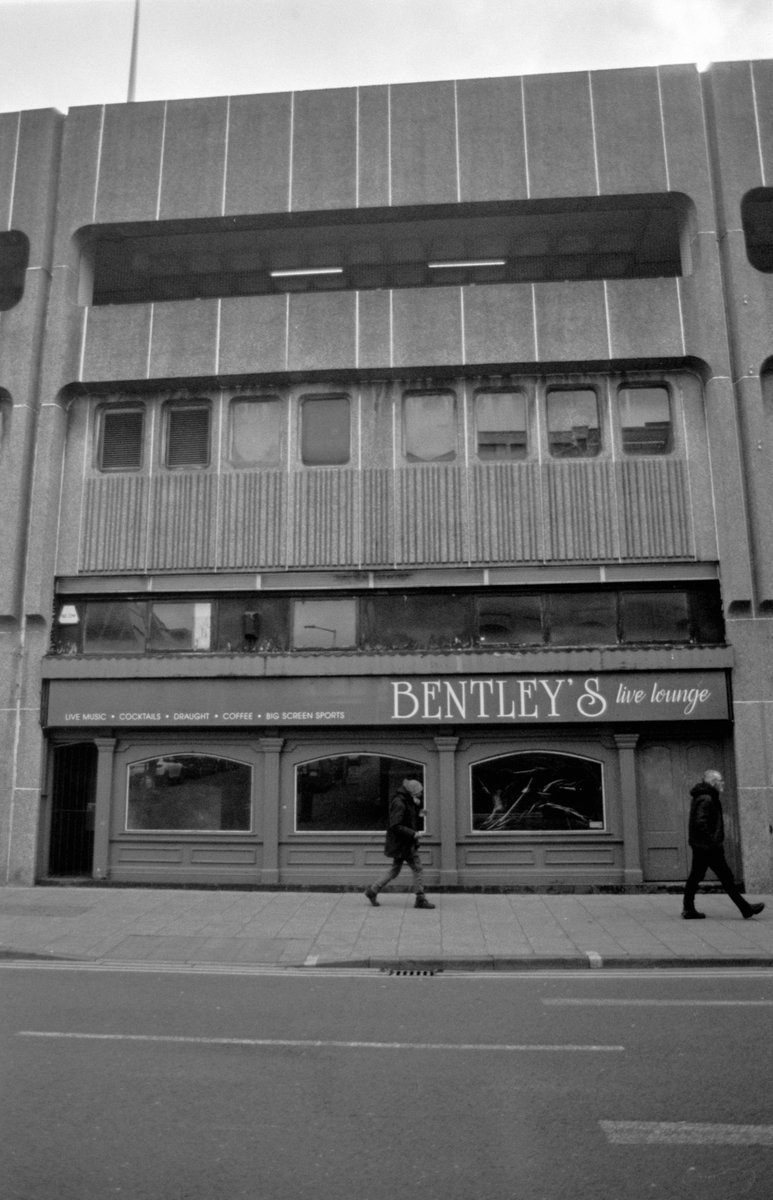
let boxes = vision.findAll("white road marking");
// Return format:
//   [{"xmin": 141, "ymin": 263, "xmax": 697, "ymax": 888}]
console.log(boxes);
[
  {"xmin": 18, "ymin": 1031, "xmax": 624, "ymax": 1052},
  {"xmin": 601, "ymin": 1121, "xmax": 773, "ymax": 1145},
  {"xmin": 545, "ymin": 998, "xmax": 773, "ymax": 1006}
]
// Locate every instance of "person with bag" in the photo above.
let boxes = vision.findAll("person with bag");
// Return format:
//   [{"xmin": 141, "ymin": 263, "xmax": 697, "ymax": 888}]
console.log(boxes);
[
  {"xmin": 364, "ymin": 778, "xmax": 435, "ymax": 909},
  {"xmin": 682, "ymin": 769, "xmax": 765, "ymax": 920}
]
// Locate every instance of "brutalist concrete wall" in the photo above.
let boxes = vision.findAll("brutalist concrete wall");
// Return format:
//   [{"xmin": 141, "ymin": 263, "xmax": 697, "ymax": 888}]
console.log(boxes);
[{"xmin": 703, "ymin": 60, "xmax": 773, "ymax": 890}]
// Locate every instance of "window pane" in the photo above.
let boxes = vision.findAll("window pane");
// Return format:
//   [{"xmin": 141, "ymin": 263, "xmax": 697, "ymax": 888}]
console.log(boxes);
[
  {"xmin": 230, "ymin": 396, "xmax": 282, "ymax": 467},
  {"xmin": 546, "ymin": 389, "xmax": 601, "ymax": 458},
  {"xmin": 83, "ymin": 601, "xmax": 147, "ymax": 653},
  {"xmin": 690, "ymin": 588, "xmax": 725, "ymax": 643},
  {"xmin": 166, "ymin": 405, "xmax": 210, "ymax": 467},
  {"xmin": 548, "ymin": 592, "xmax": 617, "ymax": 645},
  {"xmin": 216, "ymin": 597, "xmax": 290, "ymax": 652},
  {"xmin": 297, "ymin": 755, "xmax": 423, "ymax": 831},
  {"xmin": 475, "ymin": 391, "xmax": 527, "ymax": 460},
  {"xmin": 619, "ymin": 385, "xmax": 672, "ymax": 454},
  {"xmin": 361, "ymin": 594, "xmax": 471, "ymax": 651},
  {"xmin": 475, "ymin": 595, "xmax": 543, "ymax": 646},
  {"xmin": 293, "ymin": 598, "xmax": 356, "ymax": 648},
  {"xmin": 620, "ymin": 591, "xmax": 690, "ymax": 642},
  {"xmin": 403, "ymin": 391, "xmax": 456, "ymax": 461},
  {"xmin": 148, "ymin": 602, "xmax": 211, "ymax": 651},
  {"xmin": 100, "ymin": 408, "xmax": 144, "ymax": 470},
  {"xmin": 127, "ymin": 755, "xmax": 251, "ymax": 831},
  {"xmin": 472, "ymin": 752, "xmax": 604, "ymax": 832},
  {"xmin": 300, "ymin": 396, "xmax": 350, "ymax": 465}
]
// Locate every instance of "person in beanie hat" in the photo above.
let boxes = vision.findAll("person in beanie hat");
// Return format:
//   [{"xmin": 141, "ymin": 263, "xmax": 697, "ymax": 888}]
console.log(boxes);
[
  {"xmin": 682, "ymin": 769, "xmax": 764, "ymax": 920},
  {"xmin": 364, "ymin": 778, "xmax": 435, "ymax": 909}
]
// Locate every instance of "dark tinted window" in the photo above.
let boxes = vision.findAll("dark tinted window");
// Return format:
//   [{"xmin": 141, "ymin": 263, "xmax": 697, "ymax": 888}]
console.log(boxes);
[
  {"xmin": 472, "ymin": 752, "xmax": 604, "ymax": 832},
  {"xmin": 127, "ymin": 755, "xmax": 251, "ymax": 831},
  {"xmin": 0, "ymin": 231, "xmax": 29, "ymax": 310},
  {"xmin": 300, "ymin": 396, "xmax": 350, "ymax": 465},
  {"xmin": 548, "ymin": 592, "xmax": 618, "ymax": 645},
  {"xmin": 297, "ymin": 755, "xmax": 423, "ymax": 831}
]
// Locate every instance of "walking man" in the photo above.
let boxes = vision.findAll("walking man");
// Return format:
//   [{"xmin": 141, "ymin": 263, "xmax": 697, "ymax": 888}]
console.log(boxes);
[
  {"xmin": 682, "ymin": 769, "xmax": 764, "ymax": 920},
  {"xmin": 365, "ymin": 778, "xmax": 435, "ymax": 909}
]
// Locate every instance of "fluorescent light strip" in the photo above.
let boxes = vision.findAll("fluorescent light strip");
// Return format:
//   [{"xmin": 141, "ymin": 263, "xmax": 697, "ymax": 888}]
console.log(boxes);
[
  {"xmin": 270, "ymin": 267, "xmax": 344, "ymax": 278},
  {"xmin": 428, "ymin": 258, "xmax": 507, "ymax": 269}
]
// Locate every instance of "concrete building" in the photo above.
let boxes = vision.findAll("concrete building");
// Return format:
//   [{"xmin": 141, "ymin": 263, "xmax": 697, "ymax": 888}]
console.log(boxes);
[{"xmin": 1, "ymin": 60, "xmax": 771, "ymax": 891}]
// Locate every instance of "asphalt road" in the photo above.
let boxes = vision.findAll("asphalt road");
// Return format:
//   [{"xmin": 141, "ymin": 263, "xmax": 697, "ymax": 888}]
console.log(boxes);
[{"xmin": 2, "ymin": 963, "xmax": 773, "ymax": 1199}]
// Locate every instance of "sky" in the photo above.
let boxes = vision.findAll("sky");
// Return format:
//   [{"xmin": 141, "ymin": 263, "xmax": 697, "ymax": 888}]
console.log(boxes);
[{"xmin": 0, "ymin": 0, "xmax": 772, "ymax": 115}]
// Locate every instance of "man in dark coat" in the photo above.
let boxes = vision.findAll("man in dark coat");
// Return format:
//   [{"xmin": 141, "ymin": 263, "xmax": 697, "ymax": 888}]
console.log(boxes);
[
  {"xmin": 682, "ymin": 769, "xmax": 764, "ymax": 920},
  {"xmin": 364, "ymin": 778, "xmax": 435, "ymax": 909}
]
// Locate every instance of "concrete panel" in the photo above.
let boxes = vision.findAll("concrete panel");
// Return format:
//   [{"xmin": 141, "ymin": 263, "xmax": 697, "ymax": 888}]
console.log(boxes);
[
  {"xmin": 751, "ymin": 60, "xmax": 773, "ymax": 185},
  {"xmin": 704, "ymin": 374, "xmax": 754, "ymax": 610},
  {"xmin": 81, "ymin": 304, "xmax": 153, "ymax": 382},
  {"xmin": 390, "ymin": 81, "xmax": 458, "ymax": 206},
  {"xmin": 463, "ymin": 284, "xmax": 536, "ymax": 364},
  {"xmin": 291, "ymin": 88, "xmax": 357, "ymax": 212},
  {"xmin": 391, "ymin": 287, "xmax": 462, "ymax": 366},
  {"xmin": 13, "ymin": 110, "xmax": 61, "ymax": 254},
  {"xmin": 735, "ymin": 375, "xmax": 773, "ymax": 607},
  {"xmin": 0, "ymin": 401, "xmax": 33, "ymax": 613},
  {"xmin": 52, "ymin": 106, "xmax": 104, "ymax": 260},
  {"xmin": 0, "ymin": 270, "xmax": 50, "ymax": 399},
  {"xmin": 533, "ymin": 281, "xmax": 609, "ymax": 362},
  {"xmin": 225, "ymin": 91, "xmax": 292, "ymax": 215},
  {"xmin": 148, "ymin": 299, "xmax": 219, "ymax": 378},
  {"xmin": 718, "ymin": 232, "xmax": 773, "ymax": 375},
  {"xmin": 591, "ymin": 67, "xmax": 668, "ymax": 194},
  {"xmin": 522, "ymin": 72, "xmax": 597, "ymax": 198},
  {"xmin": 679, "ymin": 241, "xmax": 731, "ymax": 370},
  {"xmin": 219, "ymin": 295, "xmax": 288, "ymax": 375},
  {"xmin": 606, "ymin": 278, "xmax": 684, "ymax": 359},
  {"xmin": 0, "ymin": 112, "xmax": 19, "ymax": 229},
  {"xmin": 287, "ymin": 292, "xmax": 357, "ymax": 371},
  {"xmin": 658, "ymin": 65, "xmax": 714, "ymax": 229},
  {"xmin": 456, "ymin": 76, "xmax": 527, "ymax": 202},
  {"xmin": 357, "ymin": 85, "xmax": 390, "ymax": 209},
  {"xmin": 356, "ymin": 290, "xmax": 391, "ymax": 369},
  {"xmin": 158, "ymin": 97, "xmax": 228, "ymax": 219},
  {"xmin": 703, "ymin": 62, "xmax": 762, "ymax": 224},
  {"xmin": 94, "ymin": 101, "xmax": 165, "ymax": 223}
]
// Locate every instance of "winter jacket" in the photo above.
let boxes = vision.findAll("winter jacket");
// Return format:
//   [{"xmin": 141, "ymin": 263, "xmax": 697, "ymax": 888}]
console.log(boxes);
[
  {"xmin": 384, "ymin": 786, "xmax": 422, "ymax": 858},
  {"xmin": 687, "ymin": 781, "xmax": 725, "ymax": 849}
]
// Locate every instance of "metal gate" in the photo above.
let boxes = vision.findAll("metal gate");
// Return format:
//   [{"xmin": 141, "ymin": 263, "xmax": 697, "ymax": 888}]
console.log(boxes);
[{"xmin": 48, "ymin": 742, "xmax": 98, "ymax": 876}]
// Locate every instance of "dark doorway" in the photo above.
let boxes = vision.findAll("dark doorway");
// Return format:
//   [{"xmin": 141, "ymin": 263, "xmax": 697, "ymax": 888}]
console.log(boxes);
[{"xmin": 48, "ymin": 743, "xmax": 98, "ymax": 876}]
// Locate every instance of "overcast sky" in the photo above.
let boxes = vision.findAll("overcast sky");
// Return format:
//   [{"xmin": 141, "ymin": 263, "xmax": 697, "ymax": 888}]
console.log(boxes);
[{"xmin": 0, "ymin": 0, "xmax": 771, "ymax": 115}]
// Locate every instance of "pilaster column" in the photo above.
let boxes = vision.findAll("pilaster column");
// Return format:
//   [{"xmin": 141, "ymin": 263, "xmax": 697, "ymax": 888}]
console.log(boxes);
[
  {"xmin": 434, "ymin": 737, "xmax": 459, "ymax": 886},
  {"xmin": 92, "ymin": 737, "xmax": 116, "ymax": 880},
  {"xmin": 259, "ymin": 737, "xmax": 284, "ymax": 885},
  {"xmin": 614, "ymin": 733, "xmax": 643, "ymax": 885}
]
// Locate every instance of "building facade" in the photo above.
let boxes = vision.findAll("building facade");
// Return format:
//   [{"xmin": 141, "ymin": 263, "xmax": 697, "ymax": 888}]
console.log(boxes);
[{"xmin": 1, "ymin": 60, "xmax": 772, "ymax": 890}]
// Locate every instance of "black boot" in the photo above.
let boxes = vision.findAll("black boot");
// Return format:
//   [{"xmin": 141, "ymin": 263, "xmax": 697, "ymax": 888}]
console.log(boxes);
[
  {"xmin": 682, "ymin": 909, "xmax": 706, "ymax": 919},
  {"xmin": 364, "ymin": 886, "xmax": 379, "ymax": 906},
  {"xmin": 414, "ymin": 894, "xmax": 435, "ymax": 909},
  {"xmin": 743, "ymin": 902, "xmax": 765, "ymax": 919}
]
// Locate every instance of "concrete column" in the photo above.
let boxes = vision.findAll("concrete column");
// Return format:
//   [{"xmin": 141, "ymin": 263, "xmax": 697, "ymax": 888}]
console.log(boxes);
[
  {"xmin": 434, "ymin": 736, "xmax": 459, "ymax": 886},
  {"xmin": 259, "ymin": 737, "xmax": 284, "ymax": 885},
  {"xmin": 92, "ymin": 737, "xmax": 116, "ymax": 880},
  {"xmin": 614, "ymin": 733, "xmax": 643, "ymax": 885}
]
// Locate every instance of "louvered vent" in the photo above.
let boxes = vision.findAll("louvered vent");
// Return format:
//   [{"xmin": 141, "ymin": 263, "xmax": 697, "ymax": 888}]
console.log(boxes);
[
  {"xmin": 100, "ymin": 408, "xmax": 144, "ymax": 470},
  {"xmin": 166, "ymin": 406, "xmax": 210, "ymax": 467}
]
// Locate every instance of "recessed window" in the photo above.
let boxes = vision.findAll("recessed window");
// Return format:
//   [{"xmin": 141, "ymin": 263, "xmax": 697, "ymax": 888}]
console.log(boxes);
[
  {"xmin": 546, "ymin": 389, "xmax": 601, "ymax": 458},
  {"xmin": 230, "ymin": 396, "xmax": 282, "ymax": 467},
  {"xmin": 619, "ymin": 385, "xmax": 672, "ymax": 454},
  {"xmin": 216, "ymin": 597, "xmax": 289, "ymax": 652},
  {"xmin": 361, "ymin": 593, "xmax": 471, "ymax": 651},
  {"xmin": 471, "ymin": 752, "xmax": 604, "ymax": 832},
  {"xmin": 165, "ymin": 403, "xmax": 210, "ymax": 468},
  {"xmin": 99, "ymin": 406, "xmax": 145, "ymax": 471},
  {"xmin": 741, "ymin": 188, "xmax": 773, "ymax": 272},
  {"xmin": 293, "ymin": 598, "xmax": 356, "ymax": 648},
  {"xmin": 148, "ymin": 602, "xmax": 212, "ymax": 651},
  {"xmin": 403, "ymin": 391, "xmax": 456, "ymax": 462},
  {"xmin": 0, "ymin": 231, "xmax": 29, "ymax": 311},
  {"xmin": 300, "ymin": 395, "xmax": 350, "ymax": 466},
  {"xmin": 619, "ymin": 591, "xmax": 690, "ymax": 642},
  {"xmin": 476, "ymin": 594, "xmax": 543, "ymax": 645},
  {"xmin": 297, "ymin": 754, "xmax": 423, "ymax": 831},
  {"xmin": 126, "ymin": 754, "xmax": 251, "ymax": 831},
  {"xmin": 83, "ymin": 600, "xmax": 148, "ymax": 653},
  {"xmin": 548, "ymin": 592, "xmax": 618, "ymax": 645},
  {"xmin": 475, "ymin": 390, "xmax": 528, "ymax": 460}
]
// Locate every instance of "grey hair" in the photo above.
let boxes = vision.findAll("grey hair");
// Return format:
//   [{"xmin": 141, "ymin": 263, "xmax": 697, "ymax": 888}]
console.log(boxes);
[{"xmin": 703, "ymin": 769, "xmax": 723, "ymax": 786}]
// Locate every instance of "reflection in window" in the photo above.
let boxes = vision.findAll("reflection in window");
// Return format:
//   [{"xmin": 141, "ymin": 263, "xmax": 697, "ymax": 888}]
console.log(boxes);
[
  {"xmin": 293, "ymin": 598, "xmax": 356, "ymax": 648},
  {"xmin": 403, "ymin": 391, "xmax": 456, "ymax": 461},
  {"xmin": 548, "ymin": 592, "xmax": 617, "ymax": 646},
  {"xmin": 99, "ymin": 406, "xmax": 145, "ymax": 471},
  {"xmin": 297, "ymin": 754, "xmax": 423, "ymax": 831},
  {"xmin": 83, "ymin": 600, "xmax": 148, "ymax": 653},
  {"xmin": 475, "ymin": 390, "xmax": 528, "ymax": 460},
  {"xmin": 620, "ymin": 591, "xmax": 690, "ymax": 642},
  {"xmin": 217, "ymin": 597, "xmax": 289, "ymax": 652},
  {"xmin": 476, "ymin": 594, "xmax": 543, "ymax": 646},
  {"xmin": 619, "ymin": 386, "xmax": 671, "ymax": 454},
  {"xmin": 300, "ymin": 395, "xmax": 350, "ymax": 465},
  {"xmin": 471, "ymin": 752, "xmax": 604, "ymax": 832},
  {"xmin": 230, "ymin": 396, "xmax": 282, "ymax": 467},
  {"xmin": 127, "ymin": 754, "xmax": 251, "ymax": 831},
  {"xmin": 546, "ymin": 389, "xmax": 601, "ymax": 458},
  {"xmin": 148, "ymin": 602, "xmax": 211, "ymax": 651},
  {"xmin": 361, "ymin": 593, "xmax": 471, "ymax": 651}
]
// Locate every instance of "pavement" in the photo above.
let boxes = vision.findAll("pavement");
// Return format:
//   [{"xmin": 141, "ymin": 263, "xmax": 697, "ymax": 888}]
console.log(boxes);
[{"xmin": 2, "ymin": 885, "xmax": 773, "ymax": 971}]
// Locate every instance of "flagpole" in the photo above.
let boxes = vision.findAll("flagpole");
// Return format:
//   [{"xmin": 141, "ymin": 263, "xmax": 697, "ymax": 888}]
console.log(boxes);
[{"xmin": 127, "ymin": 0, "xmax": 140, "ymax": 102}]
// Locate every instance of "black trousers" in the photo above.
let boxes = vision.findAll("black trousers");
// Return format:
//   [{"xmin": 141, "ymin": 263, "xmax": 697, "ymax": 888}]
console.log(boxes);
[{"xmin": 683, "ymin": 846, "xmax": 751, "ymax": 915}]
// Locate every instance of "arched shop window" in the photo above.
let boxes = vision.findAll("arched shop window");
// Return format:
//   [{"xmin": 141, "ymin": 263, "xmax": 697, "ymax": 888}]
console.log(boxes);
[
  {"xmin": 471, "ymin": 752, "xmax": 604, "ymax": 833},
  {"xmin": 296, "ymin": 754, "xmax": 424, "ymax": 832},
  {"xmin": 126, "ymin": 754, "xmax": 252, "ymax": 832}
]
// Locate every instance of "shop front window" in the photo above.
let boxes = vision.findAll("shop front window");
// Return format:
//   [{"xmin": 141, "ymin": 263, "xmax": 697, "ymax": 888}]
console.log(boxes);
[
  {"xmin": 471, "ymin": 752, "xmax": 604, "ymax": 832},
  {"xmin": 361, "ymin": 593, "xmax": 471, "ymax": 651},
  {"xmin": 148, "ymin": 602, "xmax": 212, "ymax": 651},
  {"xmin": 293, "ymin": 598, "xmax": 356, "ymax": 649},
  {"xmin": 296, "ymin": 754, "xmax": 424, "ymax": 831},
  {"xmin": 126, "ymin": 754, "xmax": 251, "ymax": 831}
]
